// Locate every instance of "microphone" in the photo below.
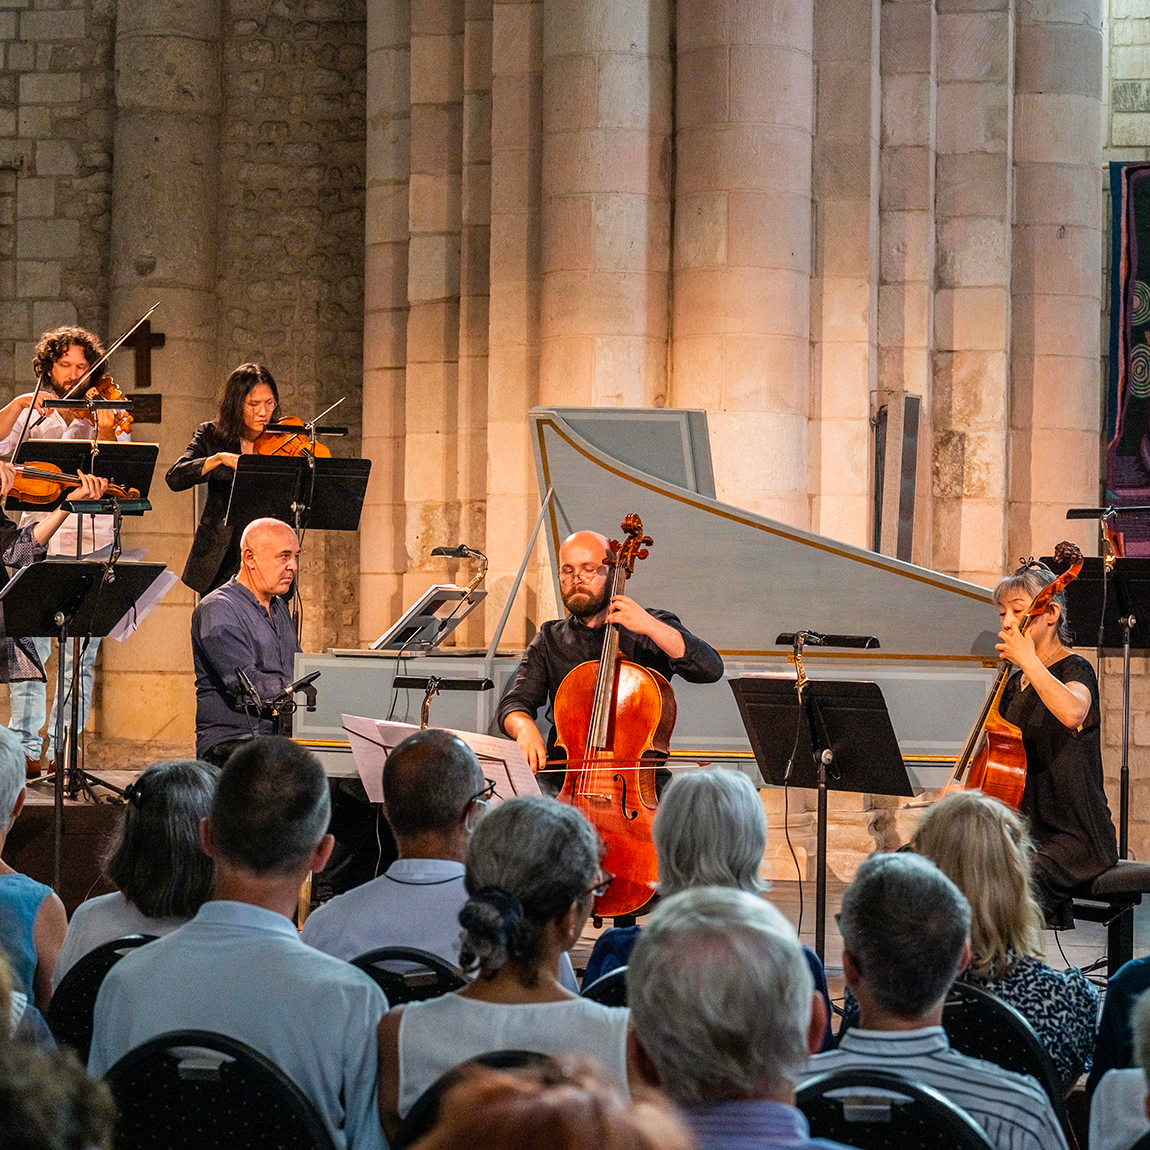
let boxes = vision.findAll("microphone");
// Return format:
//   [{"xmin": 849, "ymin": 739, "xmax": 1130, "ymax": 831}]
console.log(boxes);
[
  {"xmin": 775, "ymin": 632, "xmax": 880, "ymax": 650},
  {"xmin": 431, "ymin": 545, "xmax": 473, "ymax": 558},
  {"xmin": 235, "ymin": 667, "xmax": 263, "ymax": 713},
  {"xmin": 276, "ymin": 670, "xmax": 321, "ymax": 712}
]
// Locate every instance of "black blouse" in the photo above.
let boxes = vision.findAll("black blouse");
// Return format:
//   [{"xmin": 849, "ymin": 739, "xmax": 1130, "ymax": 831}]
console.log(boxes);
[{"xmin": 1001, "ymin": 654, "xmax": 1118, "ymax": 890}]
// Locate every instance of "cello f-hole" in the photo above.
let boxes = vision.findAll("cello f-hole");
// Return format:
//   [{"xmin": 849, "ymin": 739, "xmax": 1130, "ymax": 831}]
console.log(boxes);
[{"xmin": 613, "ymin": 773, "xmax": 639, "ymax": 821}]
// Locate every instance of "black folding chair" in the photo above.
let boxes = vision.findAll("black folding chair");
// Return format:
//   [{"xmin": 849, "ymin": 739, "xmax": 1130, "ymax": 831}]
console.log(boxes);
[
  {"xmin": 942, "ymin": 982, "xmax": 1077, "ymax": 1147},
  {"xmin": 46, "ymin": 934, "xmax": 157, "ymax": 1062},
  {"xmin": 392, "ymin": 1050, "xmax": 551, "ymax": 1150},
  {"xmin": 104, "ymin": 1029, "xmax": 336, "ymax": 1150},
  {"xmin": 797, "ymin": 1068, "xmax": 995, "ymax": 1150},
  {"xmin": 348, "ymin": 946, "xmax": 466, "ymax": 1005},
  {"xmin": 580, "ymin": 966, "xmax": 628, "ymax": 1006}
]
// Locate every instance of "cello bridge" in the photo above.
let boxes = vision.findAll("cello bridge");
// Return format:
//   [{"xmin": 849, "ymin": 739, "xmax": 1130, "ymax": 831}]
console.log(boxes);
[{"xmin": 582, "ymin": 792, "xmax": 613, "ymax": 805}]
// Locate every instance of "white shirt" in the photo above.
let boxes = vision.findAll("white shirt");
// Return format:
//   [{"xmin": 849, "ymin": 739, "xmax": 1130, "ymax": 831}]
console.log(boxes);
[
  {"xmin": 397, "ymin": 992, "xmax": 630, "ymax": 1116},
  {"xmin": 1090, "ymin": 1069, "xmax": 1150, "ymax": 1150},
  {"xmin": 53, "ymin": 891, "xmax": 188, "ymax": 988},
  {"xmin": 89, "ymin": 900, "xmax": 388, "ymax": 1150},
  {"xmin": 300, "ymin": 857, "xmax": 580, "ymax": 991},
  {"xmin": 801, "ymin": 1027, "xmax": 1067, "ymax": 1150},
  {"xmin": 0, "ymin": 409, "xmax": 130, "ymax": 556}
]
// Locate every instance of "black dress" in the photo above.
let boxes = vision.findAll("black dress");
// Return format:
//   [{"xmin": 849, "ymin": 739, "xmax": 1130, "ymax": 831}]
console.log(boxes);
[
  {"xmin": 1001, "ymin": 654, "xmax": 1118, "ymax": 914},
  {"xmin": 165, "ymin": 422, "xmax": 243, "ymax": 596}
]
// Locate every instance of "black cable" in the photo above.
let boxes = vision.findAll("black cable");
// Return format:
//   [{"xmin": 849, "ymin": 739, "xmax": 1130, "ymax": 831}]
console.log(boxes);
[{"xmin": 783, "ymin": 699, "xmax": 806, "ymax": 937}]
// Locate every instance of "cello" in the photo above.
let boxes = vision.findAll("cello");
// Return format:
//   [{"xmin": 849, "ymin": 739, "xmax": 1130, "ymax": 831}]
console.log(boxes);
[
  {"xmin": 947, "ymin": 541, "xmax": 1084, "ymax": 810},
  {"xmin": 552, "ymin": 514, "xmax": 674, "ymax": 918}
]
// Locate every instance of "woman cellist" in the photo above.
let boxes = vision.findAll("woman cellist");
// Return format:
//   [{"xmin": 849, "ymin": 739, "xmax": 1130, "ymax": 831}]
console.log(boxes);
[
  {"xmin": 994, "ymin": 560, "xmax": 1117, "ymax": 922},
  {"xmin": 165, "ymin": 363, "xmax": 280, "ymax": 595}
]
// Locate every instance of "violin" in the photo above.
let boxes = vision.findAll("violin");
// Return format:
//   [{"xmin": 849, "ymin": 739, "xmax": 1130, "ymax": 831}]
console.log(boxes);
[
  {"xmin": 254, "ymin": 416, "xmax": 331, "ymax": 458},
  {"xmin": 947, "ymin": 540, "xmax": 1084, "ymax": 810},
  {"xmin": 84, "ymin": 376, "xmax": 133, "ymax": 437},
  {"xmin": 552, "ymin": 514, "xmax": 674, "ymax": 918},
  {"xmin": 7, "ymin": 461, "xmax": 138, "ymax": 505}
]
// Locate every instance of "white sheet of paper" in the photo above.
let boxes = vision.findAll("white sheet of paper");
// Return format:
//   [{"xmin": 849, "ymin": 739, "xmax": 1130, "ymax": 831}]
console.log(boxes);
[
  {"xmin": 106, "ymin": 568, "xmax": 179, "ymax": 642},
  {"xmin": 341, "ymin": 714, "xmax": 541, "ymax": 804}
]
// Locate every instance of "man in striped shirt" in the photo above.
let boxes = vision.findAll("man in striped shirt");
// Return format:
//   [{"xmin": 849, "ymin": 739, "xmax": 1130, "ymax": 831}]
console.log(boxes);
[
  {"xmin": 628, "ymin": 887, "xmax": 852, "ymax": 1150},
  {"xmin": 800, "ymin": 853, "xmax": 1067, "ymax": 1150}
]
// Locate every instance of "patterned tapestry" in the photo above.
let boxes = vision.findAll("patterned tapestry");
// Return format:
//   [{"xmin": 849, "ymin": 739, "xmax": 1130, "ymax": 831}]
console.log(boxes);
[{"xmin": 1106, "ymin": 161, "xmax": 1150, "ymax": 553}]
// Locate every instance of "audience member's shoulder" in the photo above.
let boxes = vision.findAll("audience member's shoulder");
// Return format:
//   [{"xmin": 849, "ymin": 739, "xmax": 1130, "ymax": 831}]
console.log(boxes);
[{"xmin": 1110, "ymin": 955, "xmax": 1150, "ymax": 994}]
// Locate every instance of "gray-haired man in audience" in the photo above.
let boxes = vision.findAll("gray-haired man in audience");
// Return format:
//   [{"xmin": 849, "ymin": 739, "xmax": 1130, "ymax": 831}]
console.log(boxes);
[
  {"xmin": 800, "ymin": 852, "xmax": 1067, "ymax": 1150},
  {"xmin": 628, "ymin": 886, "xmax": 849, "ymax": 1150},
  {"xmin": 89, "ymin": 737, "xmax": 387, "ymax": 1150}
]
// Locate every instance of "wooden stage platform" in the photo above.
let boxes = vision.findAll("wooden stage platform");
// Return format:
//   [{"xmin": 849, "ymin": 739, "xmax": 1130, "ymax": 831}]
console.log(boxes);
[{"xmin": 9, "ymin": 771, "xmax": 138, "ymax": 914}]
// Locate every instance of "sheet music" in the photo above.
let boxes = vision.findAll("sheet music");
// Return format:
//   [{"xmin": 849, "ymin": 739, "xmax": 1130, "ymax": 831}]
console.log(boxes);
[
  {"xmin": 106, "ymin": 568, "xmax": 179, "ymax": 642},
  {"xmin": 342, "ymin": 714, "xmax": 541, "ymax": 804}
]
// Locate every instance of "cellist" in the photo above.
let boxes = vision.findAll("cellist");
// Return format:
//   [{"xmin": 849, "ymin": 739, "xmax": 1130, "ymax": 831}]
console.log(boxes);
[
  {"xmin": 995, "ymin": 560, "xmax": 1117, "ymax": 922},
  {"xmin": 498, "ymin": 530, "xmax": 724, "ymax": 795}
]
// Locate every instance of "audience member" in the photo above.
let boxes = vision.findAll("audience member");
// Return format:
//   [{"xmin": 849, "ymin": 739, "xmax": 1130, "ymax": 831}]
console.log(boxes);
[
  {"xmin": 408, "ymin": 1056, "xmax": 696, "ymax": 1150},
  {"xmin": 582, "ymin": 767, "xmax": 832, "ymax": 1046},
  {"xmin": 911, "ymin": 789, "xmax": 1097, "ymax": 1085},
  {"xmin": 1089, "ymin": 988, "xmax": 1150, "ymax": 1150},
  {"xmin": 88, "ymin": 736, "xmax": 387, "ymax": 1150},
  {"xmin": 0, "ymin": 726, "xmax": 65, "ymax": 1010},
  {"xmin": 628, "ymin": 886, "xmax": 847, "ymax": 1150},
  {"xmin": 54, "ymin": 760, "xmax": 219, "ymax": 987},
  {"xmin": 1089, "ymin": 953, "xmax": 1150, "ymax": 1096},
  {"xmin": 800, "ymin": 852, "xmax": 1067, "ymax": 1150},
  {"xmin": 0, "ymin": 948, "xmax": 53, "ymax": 1047},
  {"xmin": 377, "ymin": 796, "xmax": 629, "ymax": 1140},
  {"xmin": 0, "ymin": 1041, "xmax": 115, "ymax": 1150}
]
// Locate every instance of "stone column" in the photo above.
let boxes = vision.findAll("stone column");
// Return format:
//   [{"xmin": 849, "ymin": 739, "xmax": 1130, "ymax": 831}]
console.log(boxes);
[
  {"xmin": 486, "ymin": 0, "xmax": 545, "ymax": 646},
  {"xmin": 539, "ymin": 0, "xmax": 671, "ymax": 409},
  {"xmin": 809, "ymin": 0, "xmax": 879, "ymax": 549},
  {"xmin": 1009, "ymin": 0, "xmax": 1103, "ymax": 561},
  {"xmin": 876, "ymin": 0, "xmax": 935, "ymax": 562},
  {"xmin": 932, "ymin": 0, "xmax": 1013, "ymax": 586},
  {"xmin": 403, "ymin": 0, "xmax": 464, "ymax": 607},
  {"xmin": 360, "ymin": 0, "xmax": 411, "ymax": 644},
  {"xmin": 672, "ymin": 0, "xmax": 815, "ymax": 526},
  {"xmin": 101, "ymin": 0, "xmax": 221, "ymax": 751}
]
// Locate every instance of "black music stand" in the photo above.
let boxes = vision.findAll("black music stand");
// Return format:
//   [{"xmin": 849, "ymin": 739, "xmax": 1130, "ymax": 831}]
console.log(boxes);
[
  {"xmin": 730, "ymin": 676, "xmax": 912, "ymax": 962},
  {"xmin": 225, "ymin": 455, "xmax": 371, "ymax": 535},
  {"xmin": 0, "ymin": 559, "xmax": 166, "ymax": 891},
  {"xmin": 1044, "ymin": 555, "xmax": 1150, "ymax": 858},
  {"xmin": 7, "ymin": 441, "xmax": 158, "ymax": 515}
]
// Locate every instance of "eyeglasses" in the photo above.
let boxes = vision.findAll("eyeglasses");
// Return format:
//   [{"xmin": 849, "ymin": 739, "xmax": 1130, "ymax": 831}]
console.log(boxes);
[
  {"xmin": 559, "ymin": 564, "xmax": 608, "ymax": 585},
  {"xmin": 468, "ymin": 778, "xmax": 497, "ymax": 806},
  {"xmin": 582, "ymin": 871, "xmax": 614, "ymax": 900}
]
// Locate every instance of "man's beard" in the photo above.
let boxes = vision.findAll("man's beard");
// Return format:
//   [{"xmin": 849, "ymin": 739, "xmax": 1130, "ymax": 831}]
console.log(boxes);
[{"xmin": 562, "ymin": 581, "xmax": 611, "ymax": 619}]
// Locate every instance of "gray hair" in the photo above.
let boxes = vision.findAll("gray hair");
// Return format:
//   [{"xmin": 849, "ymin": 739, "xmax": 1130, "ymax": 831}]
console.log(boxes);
[
  {"xmin": 629, "ymin": 886, "xmax": 814, "ymax": 1103},
  {"xmin": 459, "ymin": 797, "xmax": 600, "ymax": 980},
  {"xmin": 383, "ymin": 729, "xmax": 485, "ymax": 839},
  {"xmin": 0, "ymin": 727, "xmax": 23, "ymax": 825},
  {"xmin": 1134, "ymin": 988, "xmax": 1150, "ymax": 1088},
  {"xmin": 993, "ymin": 563, "xmax": 1072, "ymax": 645},
  {"xmin": 839, "ymin": 852, "xmax": 971, "ymax": 1019},
  {"xmin": 654, "ymin": 768, "xmax": 767, "ymax": 896}
]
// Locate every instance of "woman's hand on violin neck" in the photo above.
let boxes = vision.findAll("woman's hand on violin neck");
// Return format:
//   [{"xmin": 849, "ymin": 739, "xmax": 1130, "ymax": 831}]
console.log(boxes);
[
  {"xmin": 607, "ymin": 595, "xmax": 687, "ymax": 660},
  {"xmin": 73, "ymin": 472, "xmax": 109, "ymax": 500},
  {"xmin": 996, "ymin": 622, "xmax": 1039, "ymax": 671},
  {"xmin": 0, "ymin": 462, "xmax": 15, "ymax": 499}
]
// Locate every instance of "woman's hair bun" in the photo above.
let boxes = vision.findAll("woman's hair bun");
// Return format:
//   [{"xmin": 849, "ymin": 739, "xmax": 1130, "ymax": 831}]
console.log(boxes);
[{"xmin": 458, "ymin": 886, "xmax": 526, "ymax": 976}]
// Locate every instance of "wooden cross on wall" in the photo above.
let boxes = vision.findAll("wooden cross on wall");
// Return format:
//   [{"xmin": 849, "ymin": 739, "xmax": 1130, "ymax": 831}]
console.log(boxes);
[{"xmin": 120, "ymin": 320, "xmax": 165, "ymax": 389}]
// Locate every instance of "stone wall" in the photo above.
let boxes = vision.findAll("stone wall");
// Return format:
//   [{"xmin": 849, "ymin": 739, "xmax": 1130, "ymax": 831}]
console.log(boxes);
[{"xmin": 0, "ymin": 0, "xmax": 115, "ymax": 398}]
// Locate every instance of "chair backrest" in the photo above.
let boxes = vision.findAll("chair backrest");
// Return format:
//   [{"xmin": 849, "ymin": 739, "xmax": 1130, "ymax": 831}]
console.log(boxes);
[
  {"xmin": 104, "ymin": 1029, "xmax": 337, "ymax": 1150},
  {"xmin": 45, "ymin": 934, "xmax": 157, "ymax": 1062},
  {"xmin": 942, "ymin": 982, "xmax": 1072, "ymax": 1132},
  {"xmin": 349, "ymin": 946, "xmax": 467, "ymax": 1005},
  {"xmin": 391, "ymin": 1050, "xmax": 551, "ymax": 1150},
  {"xmin": 581, "ymin": 966, "xmax": 628, "ymax": 1006},
  {"xmin": 797, "ymin": 1068, "xmax": 996, "ymax": 1150}
]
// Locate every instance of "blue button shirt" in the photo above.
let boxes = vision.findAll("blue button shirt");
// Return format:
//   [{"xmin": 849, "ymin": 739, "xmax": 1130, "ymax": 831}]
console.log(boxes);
[
  {"xmin": 89, "ymin": 900, "xmax": 387, "ymax": 1150},
  {"xmin": 687, "ymin": 1099, "xmax": 853, "ymax": 1150},
  {"xmin": 191, "ymin": 577, "xmax": 300, "ymax": 758}
]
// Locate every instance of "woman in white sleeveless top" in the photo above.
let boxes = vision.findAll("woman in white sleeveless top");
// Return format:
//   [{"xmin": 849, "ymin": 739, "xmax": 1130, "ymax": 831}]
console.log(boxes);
[{"xmin": 377, "ymin": 797, "xmax": 629, "ymax": 1140}]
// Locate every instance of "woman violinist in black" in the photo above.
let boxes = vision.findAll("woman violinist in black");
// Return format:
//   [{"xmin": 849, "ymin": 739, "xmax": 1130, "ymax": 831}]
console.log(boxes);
[
  {"xmin": 165, "ymin": 364, "xmax": 280, "ymax": 595},
  {"xmin": 995, "ymin": 560, "xmax": 1118, "ymax": 922}
]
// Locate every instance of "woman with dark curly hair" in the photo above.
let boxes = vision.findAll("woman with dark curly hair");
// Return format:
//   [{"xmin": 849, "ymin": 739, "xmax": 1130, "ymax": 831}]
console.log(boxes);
[
  {"xmin": 377, "ymin": 797, "xmax": 628, "ymax": 1141},
  {"xmin": 165, "ymin": 363, "xmax": 281, "ymax": 594}
]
